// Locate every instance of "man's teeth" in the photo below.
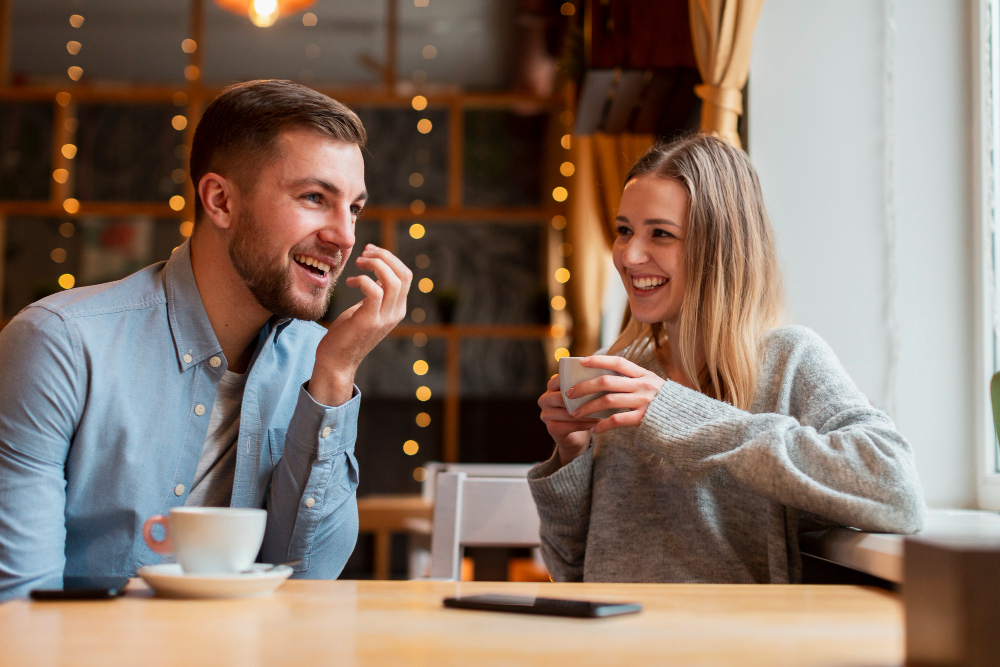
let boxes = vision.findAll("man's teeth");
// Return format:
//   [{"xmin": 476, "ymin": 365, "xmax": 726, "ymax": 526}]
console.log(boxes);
[
  {"xmin": 294, "ymin": 254, "xmax": 330, "ymax": 274},
  {"xmin": 632, "ymin": 276, "xmax": 667, "ymax": 290}
]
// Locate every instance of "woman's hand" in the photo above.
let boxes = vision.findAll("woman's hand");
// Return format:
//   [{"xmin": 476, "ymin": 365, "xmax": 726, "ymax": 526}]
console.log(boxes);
[
  {"xmin": 565, "ymin": 355, "xmax": 666, "ymax": 435},
  {"xmin": 538, "ymin": 374, "xmax": 595, "ymax": 466}
]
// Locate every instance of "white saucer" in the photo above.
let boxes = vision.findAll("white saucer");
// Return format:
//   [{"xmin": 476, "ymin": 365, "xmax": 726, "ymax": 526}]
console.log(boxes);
[{"xmin": 137, "ymin": 563, "xmax": 293, "ymax": 599}]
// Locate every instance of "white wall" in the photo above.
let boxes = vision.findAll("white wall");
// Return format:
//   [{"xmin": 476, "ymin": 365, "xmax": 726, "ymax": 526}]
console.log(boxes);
[{"xmin": 750, "ymin": 0, "xmax": 976, "ymax": 508}]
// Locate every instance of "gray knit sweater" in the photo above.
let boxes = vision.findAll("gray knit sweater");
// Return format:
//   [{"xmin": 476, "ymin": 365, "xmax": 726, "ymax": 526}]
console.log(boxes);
[{"xmin": 527, "ymin": 325, "xmax": 926, "ymax": 584}]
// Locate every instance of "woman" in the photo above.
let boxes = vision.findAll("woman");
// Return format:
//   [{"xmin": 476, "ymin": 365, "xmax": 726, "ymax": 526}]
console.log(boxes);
[{"xmin": 530, "ymin": 135, "xmax": 925, "ymax": 584}]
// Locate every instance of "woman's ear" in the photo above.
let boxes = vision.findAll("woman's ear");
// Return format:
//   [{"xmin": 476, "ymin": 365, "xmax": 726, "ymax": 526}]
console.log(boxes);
[{"xmin": 198, "ymin": 172, "xmax": 235, "ymax": 230}]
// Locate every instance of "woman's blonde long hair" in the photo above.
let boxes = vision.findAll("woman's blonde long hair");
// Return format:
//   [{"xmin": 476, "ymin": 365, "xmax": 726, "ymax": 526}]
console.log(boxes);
[{"xmin": 608, "ymin": 134, "xmax": 784, "ymax": 410}]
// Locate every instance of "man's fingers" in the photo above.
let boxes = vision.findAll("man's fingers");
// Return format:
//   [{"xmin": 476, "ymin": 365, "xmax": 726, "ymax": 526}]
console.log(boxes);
[
  {"xmin": 347, "ymin": 274, "xmax": 384, "ymax": 315},
  {"xmin": 547, "ymin": 374, "xmax": 561, "ymax": 391},
  {"xmin": 362, "ymin": 244, "xmax": 413, "ymax": 290},
  {"xmin": 356, "ymin": 256, "xmax": 400, "ymax": 310}
]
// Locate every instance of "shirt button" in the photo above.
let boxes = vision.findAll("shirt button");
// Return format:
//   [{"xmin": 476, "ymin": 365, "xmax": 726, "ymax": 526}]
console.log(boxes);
[
  {"xmin": 209, "ymin": 356, "xmax": 222, "ymax": 368},
  {"xmin": 194, "ymin": 404, "xmax": 206, "ymax": 416},
  {"xmin": 183, "ymin": 353, "xmax": 192, "ymax": 364},
  {"xmin": 305, "ymin": 497, "xmax": 315, "ymax": 508},
  {"xmin": 321, "ymin": 427, "xmax": 332, "ymax": 438},
  {"xmin": 174, "ymin": 484, "xmax": 185, "ymax": 496}
]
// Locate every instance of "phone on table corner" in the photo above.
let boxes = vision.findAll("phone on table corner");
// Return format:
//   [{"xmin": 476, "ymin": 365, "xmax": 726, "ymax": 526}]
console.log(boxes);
[
  {"xmin": 29, "ymin": 576, "xmax": 130, "ymax": 601},
  {"xmin": 442, "ymin": 594, "xmax": 641, "ymax": 618}
]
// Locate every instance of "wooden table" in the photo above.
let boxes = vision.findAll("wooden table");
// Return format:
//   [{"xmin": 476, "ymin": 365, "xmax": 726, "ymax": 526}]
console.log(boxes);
[
  {"xmin": 357, "ymin": 494, "xmax": 432, "ymax": 580},
  {"xmin": 0, "ymin": 580, "xmax": 903, "ymax": 666}
]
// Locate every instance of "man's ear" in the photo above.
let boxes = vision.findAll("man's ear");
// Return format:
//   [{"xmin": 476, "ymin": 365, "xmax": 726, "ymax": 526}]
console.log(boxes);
[{"xmin": 198, "ymin": 172, "xmax": 237, "ymax": 230}]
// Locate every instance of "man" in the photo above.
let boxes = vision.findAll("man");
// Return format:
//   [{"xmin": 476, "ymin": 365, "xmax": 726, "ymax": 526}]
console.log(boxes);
[{"xmin": 0, "ymin": 80, "xmax": 411, "ymax": 599}]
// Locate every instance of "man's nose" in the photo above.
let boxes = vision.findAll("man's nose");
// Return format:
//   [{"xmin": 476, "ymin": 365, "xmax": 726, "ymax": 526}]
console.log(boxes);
[{"xmin": 317, "ymin": 205, "xmax": 356, "ymax": 249}]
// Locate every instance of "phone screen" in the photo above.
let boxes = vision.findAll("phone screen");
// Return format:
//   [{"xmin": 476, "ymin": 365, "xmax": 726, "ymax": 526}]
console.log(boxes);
[
  {"xmin": 443, "ymin": 594, "xmax": 641, "ymax": 618},
  {"xmin": 30, "ymin": 576, "xmax": 130, "ymax": 600}
]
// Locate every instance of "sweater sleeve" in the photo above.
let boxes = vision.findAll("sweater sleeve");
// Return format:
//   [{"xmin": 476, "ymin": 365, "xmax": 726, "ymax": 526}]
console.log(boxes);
[
  {"xmin": 634, "ymin": 327, "xmax": 926, "ymax": 534},
  {"xmin": 526, "ymin": 444, "xmax": 595, "ymax": 581}
]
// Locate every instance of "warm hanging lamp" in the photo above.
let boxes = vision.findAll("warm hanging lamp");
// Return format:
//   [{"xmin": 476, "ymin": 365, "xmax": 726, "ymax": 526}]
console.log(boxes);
[{"xmin": 215, "ymin": 0, "xmax": 315, "ymax": 27}]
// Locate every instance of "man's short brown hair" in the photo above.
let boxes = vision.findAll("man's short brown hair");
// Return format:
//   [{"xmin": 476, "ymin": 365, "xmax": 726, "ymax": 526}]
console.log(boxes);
[{"xmin": 190, "ymin": 79, "xmax": 366, "ymax": 221}]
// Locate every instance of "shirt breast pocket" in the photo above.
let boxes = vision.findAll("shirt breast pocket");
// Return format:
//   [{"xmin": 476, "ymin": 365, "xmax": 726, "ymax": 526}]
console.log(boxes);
[{"xmin": 266, "ymin": 427, "xmax": 287, "ymax": 468}]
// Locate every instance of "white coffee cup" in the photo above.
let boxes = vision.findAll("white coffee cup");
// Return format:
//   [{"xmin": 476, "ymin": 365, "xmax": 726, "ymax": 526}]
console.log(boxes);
[
  {"xmin": 558, "ymin": 356, "xmax": 623, "ymax": 420},
  {"xmin": 142, "ymin": 507, "xmax": 267, "ymax": 574}
]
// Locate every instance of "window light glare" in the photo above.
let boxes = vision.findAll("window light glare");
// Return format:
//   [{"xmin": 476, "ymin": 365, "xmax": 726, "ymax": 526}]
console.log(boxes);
[
  {"xmin": 302, "ymin": 12, "xmax": 318, "ymax": 26},
  {"xmin": 550, "ymin": 323, "xmax": 566, "ymax": 338},
  {"xmin": 172, "ymin": 115, "xmax": 188, "ymax": 131},
  {"xmin": 51, "ymin": 248, "xmax": 67, "ymax": 264},
  {"xmin": 410, "ymin": 199, "xmax": 426, "ymax": 214},
  {"xmin": 560, "ymin": 2, "xmax": 576, "ymax": 16},
  {"xmin": 560, "ymin": 161, "xmax": 575, "ymax": 177},
  {"xmin": 555, "ymin": 268, "xmax": 570, "ymax": 283},
  {"xmin": 551, "ymin": 295, "xmax": 566, "ymax": 311},
  {"xmin": 56, "ymin": 92, "xmax": 72, "ymax": 107},
  {"xmin": 181, "ymin": 39, "xmax": 197, "ymax": 53},
  {"xmin": 171, "ymin": 168, "xmax": 187, "ymax": 185},
  {"xmin": 414, "ymin": 0, "xmax": 429, "ymax": 6},
  {"xmin": 411, "ymin": 95, "xmax": 428, "ymax": 111},
  {"xmin": 184, "ymin": 65, "xmax": 200, "ymax": 81},
  {"xmin": 60, "ymin": 222, "xmax": 75, "ymax": 238},
  {"xmin": 422, "ymin": 45, "xmax": 437, "ymax": 60},
  {"xmin": 554, "ymin": 347, "xmax": 570, "ymax": 360},
  {"xmin": 179, "ymin": 221, "xmax": 194, "ymax": 237},
  {"xmin": 551, "ymin": 214, "xmax": 567, "ymax": 230},
  {"xmin": 411, "ymin": 308, "xmax": 427, "ymax": 323},
  {"xmin": 66, "ymin": 41, "xmax": 81, "ymax": 55},
  {"xmin": 169, "ymin": 195, "xmax": 186, "ymax": 211},
  {"xmin": 409, "ymin": 223, "xmax": 426, "ymax": 239},
  {"xmin": 58, "ymin": 273, "xmax": 76, "ymax": 289},
  {"xmin": 69, "ymin": 14, "xmax": 84, "ymax": 28},
  {"xmin": 249, "ymin": 0, "xmax": 279, "ymax": 27},
  {"xmin": 416, "ymin": 412, "xmax": 431, "ymax": 427},
  {"xmin": 409, "ymin": 172, "xmax": 424, "ymax": 188},
  {"xmin": 63, "ymin": 198, "xmax": 80, "ymax": 214},
  {"xmin": 413, "ymin": 360, "xmax": 429, "ymax": 375},
  {"xmin": 417, "ymin": 119, "xmax": 433, "ymax": 134},
  {"xmin": 413, "ymin": 332, "xmax": 428, "ymax": 347},
  {"xmin": 552, "ymin": 186, "xmax": 569, "ymax": 202},
  {"xmin": 561, "ymin": 134, "xmax": 572, "ymax": 150},
  {"xmin": 413, "ymin": 466, "xmax": 427, "ymax": 482},
  {"xmin": 403, "ymin": 440, "xmax": 419, "ymax": 456},
  {"xmin": 52, "ymin": 168, "xmax": 69, "ymax": 184},
  {"xmin": 415, "ymin": 386, "xmax": 432, "ymax": 401},
  {"xmin": 67, "ymin": 66, "xmax": 83, "ymax": 81},
  {"xmin": 418, "ymin": 278, "xmax": 434, "ymax": 293}
]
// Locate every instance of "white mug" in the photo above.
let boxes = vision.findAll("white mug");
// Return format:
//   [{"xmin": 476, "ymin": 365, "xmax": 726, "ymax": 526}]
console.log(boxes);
[
  {"xmin": 558, "ymin": 356, "xmax": 623, "ymax": 420},
  {"xmin": 142, "ymin": 507, "xmax": 267, "ymax": 574}
]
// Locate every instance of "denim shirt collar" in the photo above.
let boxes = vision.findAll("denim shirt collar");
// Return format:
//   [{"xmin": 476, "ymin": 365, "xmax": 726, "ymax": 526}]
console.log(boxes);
[
  {"xmin": 163, "ymin": 241, "xmax": 296, "ymax": 372},
  {"xmin": 163, "ymin": 240, "xmax": 223, "ymax": 372}
]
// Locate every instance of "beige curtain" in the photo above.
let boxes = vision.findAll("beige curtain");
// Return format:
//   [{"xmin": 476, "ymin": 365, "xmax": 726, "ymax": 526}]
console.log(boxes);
[
  {"xmin": 567, "ymin": 133, "xmax": 654, "ymax": 355},
  {"xmin": 689, "ymin": 0, "xmax": 764, "ymax": 148}
]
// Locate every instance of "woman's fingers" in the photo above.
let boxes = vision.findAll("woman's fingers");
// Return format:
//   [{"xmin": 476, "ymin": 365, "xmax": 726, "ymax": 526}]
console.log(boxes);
[
  {"xmin": 567, "ymin": 374, "xmax": 638, "ymax": 398},
  {"xmin": 580, "ymin": 354, "xmax": 647, "ymax": 378},
  {"xmin": 591, "ymin": 410, "xmax": 643, "ymax": 434}
]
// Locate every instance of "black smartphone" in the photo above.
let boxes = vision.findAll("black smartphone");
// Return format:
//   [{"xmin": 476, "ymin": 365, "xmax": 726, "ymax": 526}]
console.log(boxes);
[
  {"xmin": 443, "ymin": 594, "xmax": 641, "ymax": 618},
  {"xmin": 29, "ymin": 576, "xmax": 130, "ymax": 601}
]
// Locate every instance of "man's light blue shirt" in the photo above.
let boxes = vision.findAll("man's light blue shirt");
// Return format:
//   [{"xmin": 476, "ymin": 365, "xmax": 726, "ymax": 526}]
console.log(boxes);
[{"xmin": 0, "ymin": 241, "xmax": 361, "ymax": 600}]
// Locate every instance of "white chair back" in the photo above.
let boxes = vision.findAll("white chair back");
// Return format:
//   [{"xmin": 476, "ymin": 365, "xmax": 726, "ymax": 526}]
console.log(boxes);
[
  {"xmin": 420, "ymin": 462, "xmax": 535, "ymax": 502},
  {"xmin": 429, "ymin": 471, "xmax": 541, "ymax": 580}
]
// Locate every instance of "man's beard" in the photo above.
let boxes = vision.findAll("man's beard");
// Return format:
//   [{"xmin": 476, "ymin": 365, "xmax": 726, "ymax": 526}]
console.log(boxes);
[{"xmin": 228, "ymin": 207, "xmax": 343, "ymax": 321}]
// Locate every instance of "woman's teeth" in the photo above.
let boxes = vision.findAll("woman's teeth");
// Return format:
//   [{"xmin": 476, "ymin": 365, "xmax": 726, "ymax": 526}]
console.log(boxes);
[
  {"xmin": 294, "ymin": 254, "xmax": 330, "ymax": 275},
  {"xmin": 632, "ymin": 276, "xmax": 667, "ymax": 290}
]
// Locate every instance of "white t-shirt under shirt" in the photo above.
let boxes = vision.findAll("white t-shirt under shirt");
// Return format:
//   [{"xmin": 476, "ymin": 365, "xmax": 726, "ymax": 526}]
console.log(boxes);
[{"xmin": 184, "ymin": 369, "xmax": 247, "ymax": 507}]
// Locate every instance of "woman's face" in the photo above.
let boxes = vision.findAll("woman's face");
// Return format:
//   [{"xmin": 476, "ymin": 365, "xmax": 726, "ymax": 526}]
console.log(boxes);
[{"xmin": 613, "ymin": 175, "xmax": 689, "ymax": 325}]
